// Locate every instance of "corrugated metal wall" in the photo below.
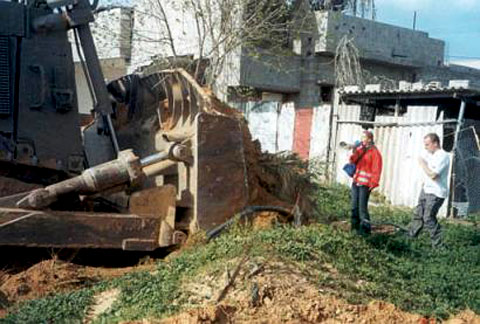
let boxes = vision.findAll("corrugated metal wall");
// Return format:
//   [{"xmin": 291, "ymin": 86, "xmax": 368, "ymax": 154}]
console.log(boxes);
[
  {"xmin": 334, "ymin": 104, "xmax": 450, "ymax": 216},
  {"xmin": 334, "ymin": 104, "xmax": 363, "ymax": 185},
  {"xmin": 309, "ymin": 104, "xmax": 332, "ymax": 161},
  {"xmin": 375, "ymin": 107, "xmax": 444, "ymax": 208},
  {"xmin": 236, "ymin": 99, "xmax": 452, "ymax": 215}
]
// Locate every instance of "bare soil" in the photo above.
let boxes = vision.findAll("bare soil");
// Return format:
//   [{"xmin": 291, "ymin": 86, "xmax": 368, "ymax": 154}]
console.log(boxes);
[
  {"xmin": 1, "ymin": 252, "xmax": 479, "ymax": 323},
  {"xmin": 0, "ymin": 258, "xmax": 155, "ymax": 318},
  {"xmin": 120, "ymin": 258, "xmax": 480, "ymax": 324}
]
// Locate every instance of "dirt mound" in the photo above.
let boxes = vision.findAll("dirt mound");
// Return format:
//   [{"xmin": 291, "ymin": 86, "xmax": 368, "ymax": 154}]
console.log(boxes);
[
  {"xmin": 153, "ymin": 258, "xmax": 480, "ymax": 324},
  {"xmin": 155, "ymin": 258, "xmax": 425, "ymax": 323},
  {"xmin": 0, "ymin": 259, "xmax": 153, "ymax": 310}
]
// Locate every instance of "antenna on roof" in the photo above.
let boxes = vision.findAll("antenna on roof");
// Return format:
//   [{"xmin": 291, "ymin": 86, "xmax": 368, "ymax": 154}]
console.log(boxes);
[{"xmin": 413, "ymin": 11, "xmax": 417, "ymax": 30}]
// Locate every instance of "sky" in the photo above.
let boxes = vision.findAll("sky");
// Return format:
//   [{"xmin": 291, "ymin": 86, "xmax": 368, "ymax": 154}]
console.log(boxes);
[{"xmin": 374, "ymin": 0, "xmax": 480, "ymax": 68}]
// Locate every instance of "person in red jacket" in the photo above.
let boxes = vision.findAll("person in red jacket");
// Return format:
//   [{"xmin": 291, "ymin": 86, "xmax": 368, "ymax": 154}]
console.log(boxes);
[{"xmin": 349, "ymin": 130, "xmax": 383, "ymax": 235}]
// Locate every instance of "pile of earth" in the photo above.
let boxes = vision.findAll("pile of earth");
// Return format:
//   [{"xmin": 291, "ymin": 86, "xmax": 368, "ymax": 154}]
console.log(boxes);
[
  {"xmin": 0, "ymin": 259, "xmax": 155, "ymax": 319},
  {"xmin": 121, "ymin": 257, "xmax": 479, "ymax": 324},
  {"xmin": 2, "ymin": 256, "xmax": 479, "ymax": 322}
]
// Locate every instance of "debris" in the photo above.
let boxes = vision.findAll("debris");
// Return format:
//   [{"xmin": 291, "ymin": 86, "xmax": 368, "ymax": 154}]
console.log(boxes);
[
  {"xmin": 250, "ymin": 282, "xmax": 259, "ymax": 307},
  {"xmin": 216, "ymin": 254, "xmax": 249, "ymax": 303}
]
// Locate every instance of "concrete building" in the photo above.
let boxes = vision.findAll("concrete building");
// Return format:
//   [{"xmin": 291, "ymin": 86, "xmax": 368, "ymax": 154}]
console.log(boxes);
[{"xmin": 127, "ymin": 0, "xmax": 480, "ymax": 106}]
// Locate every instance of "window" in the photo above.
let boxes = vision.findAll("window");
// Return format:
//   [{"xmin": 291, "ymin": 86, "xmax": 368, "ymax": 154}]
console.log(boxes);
[{"xmin": 320, "ymin": 85, "xmax": 333, "ymax": 103}]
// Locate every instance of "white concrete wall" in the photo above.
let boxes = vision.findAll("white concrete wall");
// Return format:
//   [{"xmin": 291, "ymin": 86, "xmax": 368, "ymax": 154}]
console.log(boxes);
[
  {"xmin": 71, "ymin": 8, "xmax": 133, "ymax": 62},
  {"xmin": 130, "ymin": 0, "xmax": 244, "ymax": 100},
  {"xmin": 131, "ymin": 0, "xmax": 201, "ymax": 69},
  {"xmin": 234, "ymin": 101, "xmax": 295, "ymax": 153}
]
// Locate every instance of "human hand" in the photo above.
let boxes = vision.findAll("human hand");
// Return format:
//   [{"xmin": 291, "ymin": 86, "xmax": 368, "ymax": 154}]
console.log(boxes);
[{"xmin": 418, "ymin": 156, "xmax": 426, "ymax": 166}]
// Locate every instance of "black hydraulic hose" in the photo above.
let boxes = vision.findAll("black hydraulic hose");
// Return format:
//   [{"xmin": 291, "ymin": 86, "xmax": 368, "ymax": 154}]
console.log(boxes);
[{"xmin": 206, "ymin": 206, "xmax": 293, "ymax": 241}]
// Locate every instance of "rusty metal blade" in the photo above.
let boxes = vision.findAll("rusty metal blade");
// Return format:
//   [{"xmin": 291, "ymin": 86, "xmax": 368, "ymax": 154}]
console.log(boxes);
[
  {"xmin": 0, "ymin": 207, "xmax": 162, "ymax": 251},
  {"xmin": 194, "ymin": 113, "xmax": 248, "ymax": 230}
]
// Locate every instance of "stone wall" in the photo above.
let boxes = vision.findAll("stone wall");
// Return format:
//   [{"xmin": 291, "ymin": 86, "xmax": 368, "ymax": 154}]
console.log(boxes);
[
  {"xmin": 418, "ymin": 64, "xmax": 480, "ymax": 88},
  {"xmin": 314, "ymin": 11, "xmax": 444, "ymax": 67}
]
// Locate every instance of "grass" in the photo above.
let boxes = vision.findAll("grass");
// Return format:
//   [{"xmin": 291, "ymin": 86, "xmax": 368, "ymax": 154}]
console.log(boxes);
[{"xmin": 2, "ymin": 184, "xmax": 480, "ymax": 323}]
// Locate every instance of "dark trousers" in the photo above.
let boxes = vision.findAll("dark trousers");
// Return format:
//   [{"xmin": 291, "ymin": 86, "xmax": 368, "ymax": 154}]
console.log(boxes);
[
  {"xmin": 409, "ymin": 189, "xmax": 444, "ymax": 247},
  {"xmin": 351, "ymin": 183, "xmax": 371, "ymax": 235}
]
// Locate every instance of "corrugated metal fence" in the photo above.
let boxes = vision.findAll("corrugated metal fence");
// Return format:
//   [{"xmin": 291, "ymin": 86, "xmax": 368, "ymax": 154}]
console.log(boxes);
[{"xmin": 335, "ymin": 104, "xmax": 450, "ymax": 215}]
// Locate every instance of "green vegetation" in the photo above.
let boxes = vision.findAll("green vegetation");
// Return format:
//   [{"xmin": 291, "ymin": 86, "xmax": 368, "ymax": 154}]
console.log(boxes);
[
  {"xmin": 2, "ymin": 184, "xmax": 480, "ymax": 323},
  {"xmin": 1, "ymin": 290, "xmax": 94, "ymax": 324}
]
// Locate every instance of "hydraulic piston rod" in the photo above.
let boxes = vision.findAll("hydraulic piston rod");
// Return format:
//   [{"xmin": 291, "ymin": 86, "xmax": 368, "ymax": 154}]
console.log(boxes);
[{"xmin": 16, "ymin": 144, "xmax": 190, "ymax": 209}]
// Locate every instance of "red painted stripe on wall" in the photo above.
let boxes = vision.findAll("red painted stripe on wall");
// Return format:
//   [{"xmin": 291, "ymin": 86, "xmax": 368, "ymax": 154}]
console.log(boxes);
[{"xmin": 293, "ymin": 107, "xmax": 314, "ymax": 159}]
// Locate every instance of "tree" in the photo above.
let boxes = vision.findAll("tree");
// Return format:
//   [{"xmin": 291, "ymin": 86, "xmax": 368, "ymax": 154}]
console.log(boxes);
[{"xmin": 131, "ymin": 0, "xmax": 295, "ymax": 95}]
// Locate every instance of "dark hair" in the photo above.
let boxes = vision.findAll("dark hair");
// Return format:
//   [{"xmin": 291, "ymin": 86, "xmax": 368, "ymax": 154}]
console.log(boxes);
[{"xmin": 424, "ymin": 133, "xmax": 440, "ymax": 145}]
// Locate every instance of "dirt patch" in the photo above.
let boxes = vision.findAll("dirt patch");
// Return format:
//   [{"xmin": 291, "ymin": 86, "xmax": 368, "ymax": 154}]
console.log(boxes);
[
  {"xmin": 444, "ymin": 311, "xmax": 480, "ymax": 323},
  {"xmin": 154, "ymin": 258, "xmax": 425, "ymax": 323},
  {"xmin": 0, "ymin": 259, "xmax": 154, "ymax": 317},
  {"xmin": 331, "ymin": 220, "xmax": 399, "ymax": 235},
  {"xmin": 151, "ymin": 258, "xmax": 480, "ymax": 324}
]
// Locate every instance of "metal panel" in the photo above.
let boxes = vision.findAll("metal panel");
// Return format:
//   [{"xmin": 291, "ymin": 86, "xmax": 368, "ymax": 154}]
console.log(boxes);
[
  {"xmin": 17, "ymin": 21, "xmax": 83, "ymax": 172},
  {"xmin": 376, "ymin": 107, "xmax": 444, "ymax": 209},
  {"xmin": 194, "ymin": 113, "xmax": 248, "ymax": 230},
  {"xmin": 335, "ymin": 104, "xmax": 362, "ymax": 185},
  {"xmin": 0, "ymin": 208, "xmax": 163, "ymax": 250},
  {"xmin": 309, "ymin": 104, "xmax": 332, "ymax": 161},
  {"xmin": 0, "ymin": 2, "xmax": 25, "ymax": 37},
  {"xmin": 0, "ymin": 36, "xmax": 10, "ymax": 115}
]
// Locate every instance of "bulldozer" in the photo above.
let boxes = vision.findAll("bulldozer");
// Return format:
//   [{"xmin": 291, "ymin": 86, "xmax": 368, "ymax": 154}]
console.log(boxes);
[{"xmin": 0, "ymin": 0, "xmax": 253, "ymax": 251}]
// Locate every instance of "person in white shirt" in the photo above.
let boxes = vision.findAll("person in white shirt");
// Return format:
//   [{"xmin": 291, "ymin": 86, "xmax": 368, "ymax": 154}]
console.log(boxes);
[{"xmin": 408, "ymin": 133, "xmax": 450, "ymax": 248}]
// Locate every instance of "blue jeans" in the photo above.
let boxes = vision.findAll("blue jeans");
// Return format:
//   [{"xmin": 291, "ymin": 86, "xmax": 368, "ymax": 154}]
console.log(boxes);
[{"xmin": 351, "ymin": 183, "xmax": 371, "ymax": 235}]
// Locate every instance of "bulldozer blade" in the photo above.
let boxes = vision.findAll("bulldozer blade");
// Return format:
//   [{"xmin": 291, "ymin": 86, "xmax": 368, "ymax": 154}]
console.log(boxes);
[
  {"xmin": 0, "ymin": 186, "xmax": 178, "ymax": 251},
  {"xmin": 129, "ymin": 184, "xmax": 177, "ymax": 247},
  {"xmin": 0, "ymin": 208, "xmax": 161, "ymax": 251},
  {"xmin": 0, "ymin": 208, "xmax": 160, "ymax": 251},
  {"xmin": 193, "ymin": 113, "xmax": 249, "ymax": 231}
]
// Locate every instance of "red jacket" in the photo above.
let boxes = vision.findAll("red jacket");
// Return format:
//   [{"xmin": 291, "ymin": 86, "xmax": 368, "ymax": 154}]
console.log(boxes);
[{"xmin": 349, "ymin": 144, "xmax": 383, "ymax": 189}]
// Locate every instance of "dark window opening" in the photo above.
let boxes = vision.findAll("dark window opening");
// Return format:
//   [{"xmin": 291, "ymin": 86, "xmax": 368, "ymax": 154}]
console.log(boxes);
[
  {"xmin": 375, "ymin": 104, "xmax": 407, "ymax": 117},
  {"xmin": 320, "ymin": 85, "xmax": 333, "ymax": 103}
]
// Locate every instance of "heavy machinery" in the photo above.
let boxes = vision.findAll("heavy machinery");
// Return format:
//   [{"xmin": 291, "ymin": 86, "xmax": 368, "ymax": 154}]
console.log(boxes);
[{"xmin": 0, "ymin": 0, "xmax": 250, "ymax": 250}]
